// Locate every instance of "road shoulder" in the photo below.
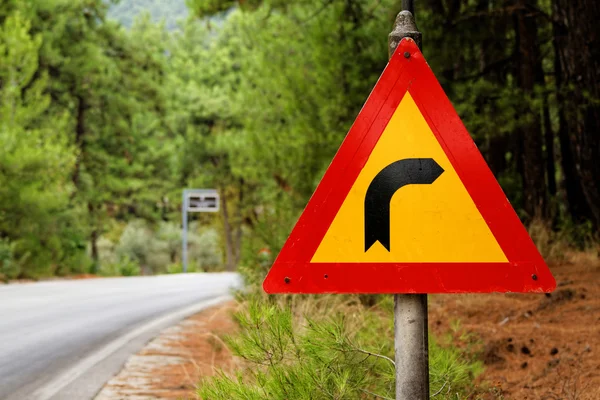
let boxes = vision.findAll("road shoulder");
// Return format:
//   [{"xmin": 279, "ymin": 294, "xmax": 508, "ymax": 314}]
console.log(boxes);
[{"xmin": 95, "ymin": 301, "xmax": 239, "ymax": 400}]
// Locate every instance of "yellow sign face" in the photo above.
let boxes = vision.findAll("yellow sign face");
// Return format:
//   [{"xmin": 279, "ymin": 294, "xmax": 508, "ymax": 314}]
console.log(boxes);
[{"xmin": 311, "ymin": 93, "xmax": 507, "ymax": 263}]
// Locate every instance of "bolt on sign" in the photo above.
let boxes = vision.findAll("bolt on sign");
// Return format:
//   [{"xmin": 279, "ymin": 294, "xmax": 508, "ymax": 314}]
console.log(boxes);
[{"xmin": 263, "ymin": 38, "xmax": 556, "ymax": 294}]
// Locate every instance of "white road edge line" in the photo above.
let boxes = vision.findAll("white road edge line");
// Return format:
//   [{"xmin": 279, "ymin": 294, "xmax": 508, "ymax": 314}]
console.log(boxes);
[{"xmin": 32, "ymin": 295, "xmax": 232, "ymax": 400}]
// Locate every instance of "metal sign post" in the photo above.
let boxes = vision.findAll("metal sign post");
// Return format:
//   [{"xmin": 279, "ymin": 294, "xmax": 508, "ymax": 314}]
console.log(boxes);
[
  {"xmin": 389, "ymin": 6, "xmax": 429, "ymax": 400},
  {"xmin": 181, "ymin": 189, "xmax": 220, "ymax": 273}
]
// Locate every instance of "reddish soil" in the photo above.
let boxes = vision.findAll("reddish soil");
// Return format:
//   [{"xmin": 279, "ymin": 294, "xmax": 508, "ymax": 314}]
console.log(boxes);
[{"xmin": 430, "ymin": 253, "xmax": 600, "ymax": 399}]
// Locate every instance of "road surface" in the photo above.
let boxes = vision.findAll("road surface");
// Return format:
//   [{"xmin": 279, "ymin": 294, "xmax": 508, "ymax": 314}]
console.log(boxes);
[{"xmin": 0, "ymin": 273, "xmax": 240, "ymax": 400}]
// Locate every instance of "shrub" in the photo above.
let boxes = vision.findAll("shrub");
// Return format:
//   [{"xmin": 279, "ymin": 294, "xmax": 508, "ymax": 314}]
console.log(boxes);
[
  {"xmin": 114, "ymin": 220, "xmax": 170, "ymax": 274},
  {"xmin": 198, "ymin": 296, "xmax": 482, "ymax": 399},
  {"xmin": 166, "ymin": 262, "xmax": 184, "ymax": 274},
  {"xmin": 0, "ymin": 238, "xmax": 18, "ymax": 281},
  {"xmin": 166, "ymin": 262, "xmax": 202, "ymax": 274},
  {"xmin": 146, "ymin": 250, "xmax": 171, "ymax": 274},
  {"xmin": 115, "ymin": 220, "xmax": 153, "ymax": 267},
  {"xmin": 118, "ymin": 256, "xmax": 141, "ymax": 276},
  {"xmin": 97, "ymin": 236, "xmax": 118, "ymax": 266},
  {"xmin": 98, "ymin": 220, "xmax": 224, "ymax": 275},
  {"xmin": 95, "ymin": 236, "xmax": 144, "ymax": 277},
  {"xmin": 187, "ymin": 225, "xmax": 222, "ymax": 271},
  {"xmin": 98, "ymin": 255, "xmax": 141, "ymax": 277},
  {"xmin": 156, "ymin": 221, "xmax": 182, "ymax": 263},
  {"xmin": 529, "ymin": 218, "xmax": 598, "ymax": 262}
]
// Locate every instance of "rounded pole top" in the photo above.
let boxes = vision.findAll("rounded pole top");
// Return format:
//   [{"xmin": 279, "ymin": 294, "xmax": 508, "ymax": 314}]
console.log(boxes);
[{"xmin": 388, "ymin": 10, "xmax": 422, "ymax": 57}]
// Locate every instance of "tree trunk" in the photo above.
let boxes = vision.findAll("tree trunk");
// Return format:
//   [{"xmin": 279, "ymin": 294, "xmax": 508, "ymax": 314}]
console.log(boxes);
[
  {"xmin": 90, "ymin": 229, "xmax": 98, "ymax": 263},
  {"xmin": 74, "ymin": 95, "xmax": 100, "ymax": 271},
  {"xmin": 514, "ymin": 0, "xmax": 548, "ymax": 220},
  {"xmin": 553, "ymin": 16, "xmax": 593, "ymax": 225},
  {"xmin": 88, "ymin": 202, "xmax": 99, "ymax": 272},
  {"xmin": 543, "ymin": 94, "xmax": 557, "ymax": 197},
  {"xmin": 72, "ymin": 95, "xmax": 88, "ymax": 188},
  {"xmin": 552, "ymin": 0, "xmax": 600, "ymax": 230},
  {"xmin": 476, "ymin": 0, "xmax": 511, "ymax": 178},
  {"xmin": 233, "ymin": 182, "xmax": 244, "ymax": 266}
]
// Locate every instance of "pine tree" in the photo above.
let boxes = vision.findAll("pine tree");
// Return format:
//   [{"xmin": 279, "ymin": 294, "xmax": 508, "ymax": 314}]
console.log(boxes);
[{"xmin": 0, "ymin": 12, "xmax": 81, "ymax": 278}]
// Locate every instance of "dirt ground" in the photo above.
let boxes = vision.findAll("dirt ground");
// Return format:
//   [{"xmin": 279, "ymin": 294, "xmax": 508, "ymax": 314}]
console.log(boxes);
[
  {"xmin": 430, "ymin": 252, "xmax": 600, "ymax": 399},
  {"xmin": 98, "ymin": 254, "xmax": 599, "ymax": 400}
]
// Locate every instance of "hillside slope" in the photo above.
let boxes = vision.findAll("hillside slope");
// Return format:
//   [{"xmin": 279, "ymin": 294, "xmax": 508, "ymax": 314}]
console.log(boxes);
[{"xmin": 107, "ymin": 0, "xmax": 189, "ymax": 29}]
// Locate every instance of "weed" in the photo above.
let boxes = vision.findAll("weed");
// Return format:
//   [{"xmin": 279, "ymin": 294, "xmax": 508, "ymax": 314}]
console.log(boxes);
[{"xmin": 529, "ymin": 219, "xmax": 598, "ymax": 263}]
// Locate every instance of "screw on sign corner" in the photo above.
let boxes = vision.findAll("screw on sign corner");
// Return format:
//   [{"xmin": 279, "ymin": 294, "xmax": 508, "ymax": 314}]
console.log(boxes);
[
  {"xmin": 532, "ymin": 274, "xmax": 538, "ymax": 281},
  {"xmin": 284, "ymin": 277, "xmax": 291, "ymax": 284},
  {"xmin": 404, "ymin": 51, "xmax": 411, "ymax": 59}
]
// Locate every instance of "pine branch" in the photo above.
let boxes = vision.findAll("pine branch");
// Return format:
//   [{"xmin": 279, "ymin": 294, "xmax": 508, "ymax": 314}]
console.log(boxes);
[
  {"xmin": 432, "ymin": 381, "xmax": 449, "ymax": 397},
  {"xmin": 351, "ymin": 347, "xmax": 395, "ymax": 367},
  {"xmin": 299, "ymin": 0, "xmax": 335, "ymax": 24}
]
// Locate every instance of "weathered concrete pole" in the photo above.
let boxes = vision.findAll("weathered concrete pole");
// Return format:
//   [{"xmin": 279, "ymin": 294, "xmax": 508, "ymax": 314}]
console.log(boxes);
[{"xmin": 388, "ymin": 6, "xmax": 429, "ymax": 400}]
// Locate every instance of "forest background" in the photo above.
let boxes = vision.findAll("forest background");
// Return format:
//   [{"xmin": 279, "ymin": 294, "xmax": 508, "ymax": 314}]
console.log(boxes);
[{"xmin": 0, "ymin": 0, "xmax": 597, "ymax": 281}]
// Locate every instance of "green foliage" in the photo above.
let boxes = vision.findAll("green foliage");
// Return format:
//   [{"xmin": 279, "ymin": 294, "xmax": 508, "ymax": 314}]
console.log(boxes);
[
  {"xmin": 96, "ymin": 236, "xmax": 118, "ymax": 266},
  {"xmin": 1, "ymin": 0, "xmax": 592, "ymax": 279},
  {"xmin": 98, "ymin": 255, "xmax": 141, "ymax": 277},
  {"xmin": 115, "ymin": 220, "xmax": 154, "ymax": 268},
  {"xmin": 166, "ymin": 261, "xmax": 203, "ymax": 274},
  {"xmin": 166, "ymin": 262, "xmax": 184, "ymax": 274},
  {"xmin": 0, "ymin": 238, "xmax": 17, "ymax": 281},
  {"xmin": 0, "ymin": 11, "xmax": 86, "ymax": 278},
  {"xmin": 117, "ymin": 256, "xmax": 142, "ymax": 276},
  {"xmin": 93, "ymin": 220, "xmax": 223, "ymax": 276},
  {"xmin": 155, "ymin": 221, "xmax": 182, "ymax": 264},
  {"xmin": 189, "ymin": 227, "xmax": 223, "ymax": 271},
  {"xmin": 198, "ymin": 298, "xmax": 482, "ymax": 399},
  {"xmin": 165, "ymin": 1, "xmax": 399, "ymax": 272},
  {"xmin": 0, "ymin": 0, "xmax": 183, "ymax": 278}
]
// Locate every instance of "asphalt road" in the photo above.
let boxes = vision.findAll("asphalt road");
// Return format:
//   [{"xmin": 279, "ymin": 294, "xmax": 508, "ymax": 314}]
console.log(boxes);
[{"xmin": 0, "ymin": 273, "xmax": 240, "ymax": 400}]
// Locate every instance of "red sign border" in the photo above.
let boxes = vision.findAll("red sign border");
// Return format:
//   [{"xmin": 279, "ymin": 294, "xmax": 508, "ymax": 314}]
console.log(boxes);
[{"xmin": 263, "ymin": 38, "xmax": 556, "ymax": 294}]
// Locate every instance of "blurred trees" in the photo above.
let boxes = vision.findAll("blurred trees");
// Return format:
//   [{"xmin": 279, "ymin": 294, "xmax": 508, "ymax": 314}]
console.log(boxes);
[
  {"xmin": 552, "ymin": 0, "xmax": 600, "ymax": 228},
  {"xmin": 165, "ymin": 19, "xmax": 247, "ymax": 271},
  {"xmin": 416, "ymin": 0, "xmax": 599, "ymax": 231},
  {"xmin": 185, "ymin": 0, "xmax": 599, "ymax": 264},
  {"xmin": 0, "ymin": 0, "xmax": 598, "ymax": 279},
  {"xmin": 0, "ymin": 1, "xmax": 176, "ymax": 278},
  {"xmin": 0, "ymin": 12, "xmax": 79, "ymax": 278}
]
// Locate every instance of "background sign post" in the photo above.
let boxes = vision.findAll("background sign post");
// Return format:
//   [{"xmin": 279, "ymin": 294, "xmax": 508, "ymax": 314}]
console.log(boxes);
[{"xmin": 181, "ymin": 189, "xmax": 220, "ymax": 273}]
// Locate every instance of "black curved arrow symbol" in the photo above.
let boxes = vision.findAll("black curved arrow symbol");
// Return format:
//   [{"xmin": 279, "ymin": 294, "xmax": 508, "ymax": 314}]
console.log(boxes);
[{"xmin": 364, "ymin": 158, "xmax": 444, "ymax": 252}]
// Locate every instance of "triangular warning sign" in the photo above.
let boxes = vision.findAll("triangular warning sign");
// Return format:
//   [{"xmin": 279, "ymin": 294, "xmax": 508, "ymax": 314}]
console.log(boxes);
[{"xmin": 263, "ymin": 38, "xmax": 555, "ymax": 294}]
